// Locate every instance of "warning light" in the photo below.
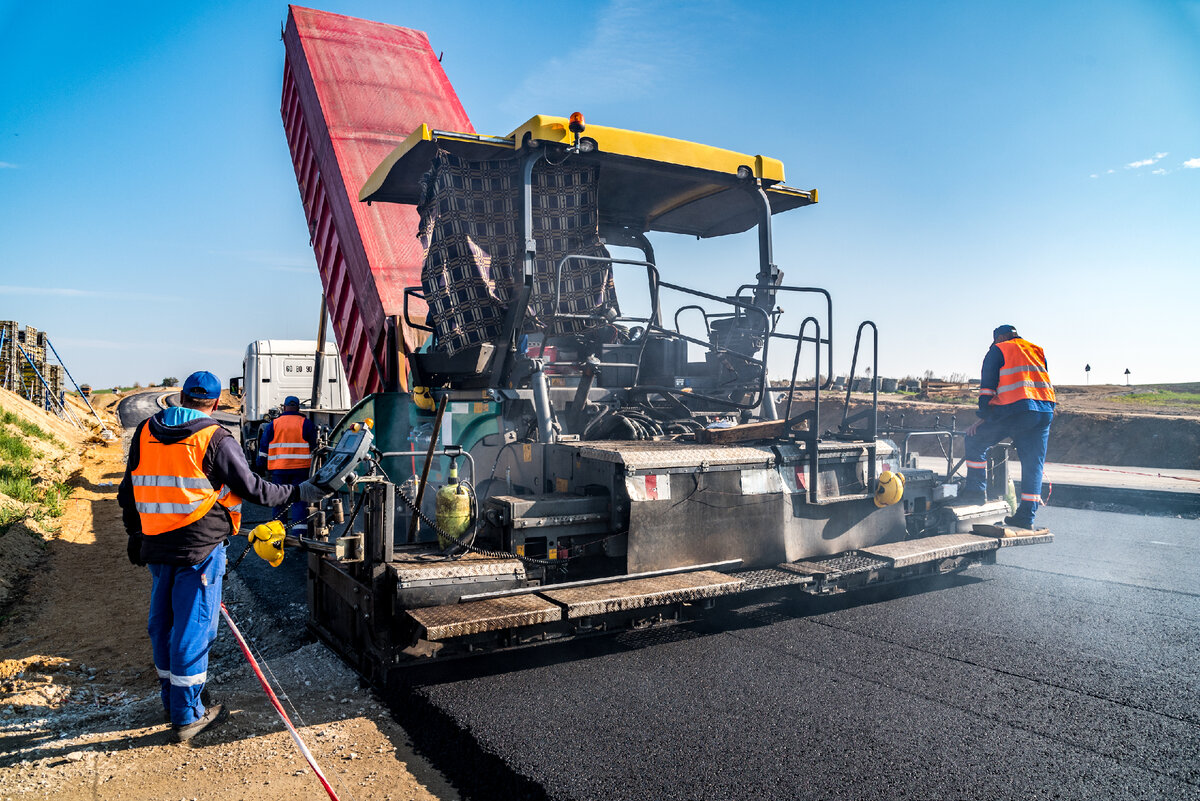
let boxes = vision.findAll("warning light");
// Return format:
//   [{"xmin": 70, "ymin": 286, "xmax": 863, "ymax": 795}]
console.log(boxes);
[
  {"xmin": 351, "ymin": 423, "xmax": 361, "ymax": 432},
  {"xmin": 363, "ymin": 418, "xmax": 374, "ymax": 429},
  {"xmin": 568, "ymin": 112, "xmax": 585, "ymax": 134}
]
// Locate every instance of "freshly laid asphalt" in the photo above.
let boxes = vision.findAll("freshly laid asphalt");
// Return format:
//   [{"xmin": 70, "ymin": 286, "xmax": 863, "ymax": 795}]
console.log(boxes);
[{"xmin": 398, "ymin": 507, "xmax": 1200, "ymax": 801}]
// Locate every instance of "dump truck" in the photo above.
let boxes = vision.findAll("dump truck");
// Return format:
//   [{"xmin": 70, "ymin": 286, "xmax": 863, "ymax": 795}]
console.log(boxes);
[{"xmin": 274, "ymin": 7, "xmax": 1049, "ymax": 679}]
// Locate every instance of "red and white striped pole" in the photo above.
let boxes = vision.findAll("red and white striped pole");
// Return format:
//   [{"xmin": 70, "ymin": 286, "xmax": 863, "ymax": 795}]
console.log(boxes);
[{"xmin": 219, "ymin": 602, "xmax": 341, "ymax": 801}]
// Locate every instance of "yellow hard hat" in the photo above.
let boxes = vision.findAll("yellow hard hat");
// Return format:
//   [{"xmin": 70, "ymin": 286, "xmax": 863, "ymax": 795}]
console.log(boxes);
[
  {"xmin": 874, "ymin": 470, "xmax": 905, "ymax": 508},
  {"xmin": 248, "ymin": 520, "xmax": 286, "ymax": 568},
  {"xmin": 412, "ymin": 386, "xmax": 435, "ymax": 411}
]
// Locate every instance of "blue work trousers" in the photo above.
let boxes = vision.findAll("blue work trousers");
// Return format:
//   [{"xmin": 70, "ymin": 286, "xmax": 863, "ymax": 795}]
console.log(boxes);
[
  {"xmin": 270, "ymin": 468, "xmax": 309, "ymax": 531},
  {"xmin": 147, "ymin": 545, "xmax": 225, "ymax": 726},
  {"xmin": 964, "ymin": 409, "xmax": 1053, "ymax": 526}
]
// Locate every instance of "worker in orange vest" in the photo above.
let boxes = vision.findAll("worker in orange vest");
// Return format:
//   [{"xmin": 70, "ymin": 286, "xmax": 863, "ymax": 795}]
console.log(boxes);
[
  {"xmin": 256, "ymin": 396, "xmax": 317, "ymax": 531},
  {"xmin": 962, "ymin": 325, "xmax": 1056, "ymax": 529},
  {"xmin": 118, "ymin": 372, "xmax": 327, "ymax": 742}
]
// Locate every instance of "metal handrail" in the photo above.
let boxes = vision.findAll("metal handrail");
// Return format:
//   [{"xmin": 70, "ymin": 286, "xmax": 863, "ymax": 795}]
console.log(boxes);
[
  {"xmin": 839, "ymin": 320, "xmax": 879, "ymax": 440},
  {"xmin": 737, "ymin": 285, "xmax": 834, "ymax": 391}
]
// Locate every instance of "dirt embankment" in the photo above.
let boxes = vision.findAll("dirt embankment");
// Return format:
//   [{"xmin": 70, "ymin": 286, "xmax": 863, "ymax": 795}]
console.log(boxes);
[
  {"xmin": 809, "ymin": 382, "xmax": 1200, "ymax": 469},
  {"xmin": 0, "ymin": 399, "xmax": 442, "ymax": 801}
]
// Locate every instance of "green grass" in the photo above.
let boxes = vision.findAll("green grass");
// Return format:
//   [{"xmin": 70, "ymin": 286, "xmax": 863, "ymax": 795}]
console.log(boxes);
[
  {"xmin": 0, "ymin": 505, "xmax": 24, "ymax": 531},
  {"xmin": 0, "ymin": 464, "xmax": 37, "ymax": 504},
  {"xmin": 39, "ymin": 481, "xmax": 72, "ymax": 519},
  {"xmin": 85, "ymin": 386, "xmax": 138, "ymax": 396},
  {"xmin": 0, "ymin": 408, "xmax": 73, "ymax": 534},
  {"xmin": 0, "ymin": 406, "xmax": 57, "ymax": 443},
  {"xmin": 1114, "ymin": 389, "xmax": 1200, "ymax": 406},
  {"xmin": 0, "ymin": 429, "xmax": 33, "ymax": 463}
]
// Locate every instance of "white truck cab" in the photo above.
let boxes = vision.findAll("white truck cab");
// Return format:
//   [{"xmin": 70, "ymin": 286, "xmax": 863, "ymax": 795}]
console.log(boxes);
[{"xmin": 230, "ymin": 339, "xmax": 349, "ymax": 465}]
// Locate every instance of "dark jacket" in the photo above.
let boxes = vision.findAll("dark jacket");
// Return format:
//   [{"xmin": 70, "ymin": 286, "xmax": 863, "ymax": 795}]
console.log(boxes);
[
  {"xmin": 256, "ymin": 411, "xmax": 317, "ymax": 471},
  {"xmin": 977, "ymin": 341, "xmax": 1056, "ymax": 420},
  {"xmin": 118, "ymin": 412, "xmax": 298, "ymax": 565}
]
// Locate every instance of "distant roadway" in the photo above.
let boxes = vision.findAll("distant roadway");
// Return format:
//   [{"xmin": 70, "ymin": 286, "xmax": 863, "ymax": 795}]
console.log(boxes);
[{"xmin": 117, "ymin": 390, "xmax": 239, "ymax": 434}]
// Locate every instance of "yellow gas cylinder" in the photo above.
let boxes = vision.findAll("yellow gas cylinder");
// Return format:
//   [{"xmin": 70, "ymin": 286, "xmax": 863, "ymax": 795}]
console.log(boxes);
[{"xmin": 434, "ymin": 462, "xmax": 472, "ymax": 548}]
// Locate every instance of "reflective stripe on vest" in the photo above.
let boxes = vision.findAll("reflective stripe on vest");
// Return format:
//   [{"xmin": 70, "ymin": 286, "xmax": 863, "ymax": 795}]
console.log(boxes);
[
  {"xmin": 989, "ymin": 338, "xmax": 1056, "ymax": 407},
  {"xmin": 268, "ymin": 414, "xmax": 312, "ymax": 470},
  {"xmin": 131, "ymin": 423, "xmax": 243, "ymax": 536}
]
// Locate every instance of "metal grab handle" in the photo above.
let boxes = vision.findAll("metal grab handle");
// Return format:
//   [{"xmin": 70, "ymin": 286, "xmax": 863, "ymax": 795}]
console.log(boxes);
[
  {"xmin": 737, "ymin": 284, "xmax": 834, "ymax": 391},
  {"xmin": 840, "ymin": 320, "xmax": 879, "ymax": 439}
]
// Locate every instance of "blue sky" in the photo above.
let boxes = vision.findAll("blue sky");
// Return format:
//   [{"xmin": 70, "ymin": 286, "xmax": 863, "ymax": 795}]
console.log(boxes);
[{"xmin": 1, "ymin": 0, "xmax": 1197, "ymax": 389}]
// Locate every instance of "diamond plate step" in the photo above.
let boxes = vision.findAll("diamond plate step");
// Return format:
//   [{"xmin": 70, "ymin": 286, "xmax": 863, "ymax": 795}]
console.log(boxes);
[
  {"xmin": 540, "ymin": 570, "xmax": 744, "ymax": 619},
  {"xmin": 731, "ymin": 567, "xmax": 815, "ymax": 591},
  {"xmin": 408, "ymin": 595, "xmax": 561, "ymax": 641},
  {"xmin": 780, "ymin": 552, "xmax": 890, "ymax": 579},
  {"xmin": 860, "ymin": 533, "xmax": 998, "ymax": 568}
]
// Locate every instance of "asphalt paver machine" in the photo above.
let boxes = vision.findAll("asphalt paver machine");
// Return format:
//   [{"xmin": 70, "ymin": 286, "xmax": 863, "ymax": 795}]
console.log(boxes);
[{"xmin": 279, "ymin": 8, "xmax": 1050, "ymax": 678}]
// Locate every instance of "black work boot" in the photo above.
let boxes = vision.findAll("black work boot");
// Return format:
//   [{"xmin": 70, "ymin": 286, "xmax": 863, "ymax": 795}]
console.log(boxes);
[
  {"xmin": 163, "ymin": 687, "xmax": 212, "ymax": 724},
  {"xmin": 172, "ymin": 703, "xmax": 227, "ymax": 743},
  {"xmin": 1003, "ymin": 515, "xmax": 1035, "ymax": 530}
]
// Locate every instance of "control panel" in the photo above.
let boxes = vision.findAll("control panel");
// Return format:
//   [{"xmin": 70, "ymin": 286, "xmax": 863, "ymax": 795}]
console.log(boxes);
[{"xmin": 311, "ymin": 425, "xmax": 374, "ymax": 492}]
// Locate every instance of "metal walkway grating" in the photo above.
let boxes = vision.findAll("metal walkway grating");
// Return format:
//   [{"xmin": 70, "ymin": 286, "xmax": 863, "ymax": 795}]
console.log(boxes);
[
  {"xmin": 731, "ymin": 568, "xmax": 815, "ymax": 591},
  {"xmin": 784, "ymin": 552, "xmax": 891, "ymax": 578}
]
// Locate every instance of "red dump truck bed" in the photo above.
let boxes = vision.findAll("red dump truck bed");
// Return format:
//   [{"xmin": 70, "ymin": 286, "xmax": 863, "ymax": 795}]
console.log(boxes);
[{"xmin": 281, "ymin": 5, "xmax": 473, "ymax": 400}]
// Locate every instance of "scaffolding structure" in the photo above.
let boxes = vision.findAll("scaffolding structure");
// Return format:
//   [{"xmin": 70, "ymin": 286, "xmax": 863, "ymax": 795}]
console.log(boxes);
[{"xmin": 0, "ymin": 320, "xmax": 110, "ymax": 436}]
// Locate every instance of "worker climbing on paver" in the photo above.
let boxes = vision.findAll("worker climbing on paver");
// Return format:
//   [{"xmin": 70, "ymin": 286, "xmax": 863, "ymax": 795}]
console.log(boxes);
[
  {"xmin": 257, "ymin": 395, "xmax": 317, "ymax": 533},
  {"xmin": 118, "ymin": 371, "xmax": 326, "ymax": 742},
  {"xmin": 962, "ymin": 325, "xmax": 1056, "ymax": 529}
]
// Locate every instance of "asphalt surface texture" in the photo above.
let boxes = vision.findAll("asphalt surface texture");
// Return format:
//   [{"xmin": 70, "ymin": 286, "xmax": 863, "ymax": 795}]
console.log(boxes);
[
  {"xmin": 113, "ymin": 394, "xmax": 1199, "ymax": 800},
  {"xmin": 396, "ymin": 506, "xmax": 1200, "ymax": 801}
]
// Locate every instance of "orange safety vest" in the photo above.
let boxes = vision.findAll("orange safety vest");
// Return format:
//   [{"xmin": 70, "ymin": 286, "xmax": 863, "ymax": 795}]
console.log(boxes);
[
  {"xmin": 131, "ymin": 423, "xmax": 242, "ymax": 536},
  {"xmin": 985, "ymin": 338, "xmax": 1056, "ymax": 407},
  {"xmin": 267, "ymin": 414, "xmax": 312, "ymax": 471}
]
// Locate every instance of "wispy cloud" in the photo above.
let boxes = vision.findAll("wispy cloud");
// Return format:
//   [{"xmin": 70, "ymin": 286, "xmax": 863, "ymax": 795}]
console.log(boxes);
[
  {"xmin": 209, "ymin": 249, "xmax": 315, "ymax": 273},
  {"xmin": 0, "ymin": 162, "xmax": 18, "ymax": 169},
  {"xmin": 1093, "ymin": 152, "xmax": 1183, "ymax": 178},
  {"xmin": 1184, "ymin": 157, "xmax": 1200, "ymax": 169},
  {"xmin": 0, "ymin": 285, "xmax": 182, "ymax": 302},
  {"xmin": 503, "ymin": 0, "xmax": 740, "ymax": 116},
  {"xmin": 1127, "ymin": 152, "xmax": 1167, "ymax": 169}
]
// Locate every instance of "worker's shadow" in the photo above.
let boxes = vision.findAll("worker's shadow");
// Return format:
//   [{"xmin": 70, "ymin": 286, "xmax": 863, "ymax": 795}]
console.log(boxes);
[{"xmin": 0, "ymin": 717, "xmax": 178, "ymax": 768}]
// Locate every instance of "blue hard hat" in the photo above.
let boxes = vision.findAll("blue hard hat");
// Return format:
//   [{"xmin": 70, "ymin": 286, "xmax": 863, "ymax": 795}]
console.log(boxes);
[
  {"xmin": 182, "ymin": 371, "xmax": 222, "ymax": 400},
  {"xmin": 993, "ymin": 324, "xmax": 1018, "ymax": 340},
  {"xmin": 283, "ymin": 395, "xmax": 301, "ymax": 407}
]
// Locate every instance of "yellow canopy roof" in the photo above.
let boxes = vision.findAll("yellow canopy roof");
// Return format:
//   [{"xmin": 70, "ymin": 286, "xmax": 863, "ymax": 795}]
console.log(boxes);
[{"xmin": 359, "ymin": 115, "xmax": 817, "ymax": 238}]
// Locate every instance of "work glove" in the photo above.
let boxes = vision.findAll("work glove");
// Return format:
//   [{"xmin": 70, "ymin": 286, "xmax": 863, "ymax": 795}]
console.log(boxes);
[
  {"xmin": 248, "ymin": 521, "xmax": 286, "ymax": 568},
  {"xmin": 298, "ymin": 480, "xmax": 327, "ymax": 503},
  {"xmin": 127, "ymin": 535, "xmax": 145, "ymax": 567}
]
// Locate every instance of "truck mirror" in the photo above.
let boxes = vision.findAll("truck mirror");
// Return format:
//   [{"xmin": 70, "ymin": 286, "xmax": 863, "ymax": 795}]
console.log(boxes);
[{"xmin": 229, "ymin": 376, "xmax": 242, "ymax": 397}]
